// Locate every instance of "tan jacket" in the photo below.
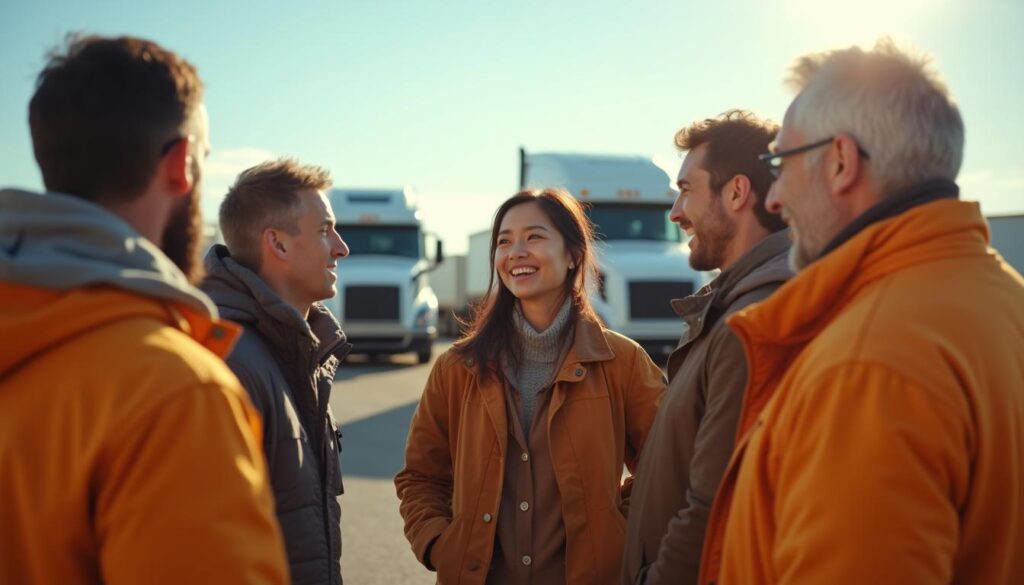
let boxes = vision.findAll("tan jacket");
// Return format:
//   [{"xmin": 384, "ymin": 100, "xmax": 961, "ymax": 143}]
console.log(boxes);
[
  {"xmin": 395, "ymin": 318, "xmax": 665, "ymax": 585},
  {"xmin": 623, "ymin": 230, "xmax": 791, "ymax": 585},
  {"xmin": 700, "ymin": 198, "xmax": 1024, "ymax": 584}
]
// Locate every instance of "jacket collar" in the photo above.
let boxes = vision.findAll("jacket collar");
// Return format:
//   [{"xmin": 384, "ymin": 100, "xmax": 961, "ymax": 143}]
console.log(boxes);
[
  {"xmin": 670, "ymin": 229, "xmax": 793, "ymax": 344},
  {"xmin": 473, "ymin": 315, "xmax": 614, "ymax": 457},
  {"xmin": 816, "ymin": 178, "xmax": 959, "ymax": 260},
  {"xmin": 729, "ymin": 190, "xmax": 987, "ymax": 349}
]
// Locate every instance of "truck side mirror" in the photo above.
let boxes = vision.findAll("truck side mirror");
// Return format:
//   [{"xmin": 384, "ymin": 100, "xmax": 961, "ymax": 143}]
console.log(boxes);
[{"xmin": 434, "ymin": 240, "xmax": 444, "ymax": 266}]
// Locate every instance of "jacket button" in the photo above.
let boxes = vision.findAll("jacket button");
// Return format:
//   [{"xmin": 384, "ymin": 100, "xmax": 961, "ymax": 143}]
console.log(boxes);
[
  {"xmin": 482, "ymin": 513, "xmax": 492, "ymax": 523},
  {"xmin": 574, "ymin": 368, "xmax": 584, "ymax": 377},
  {"xmin": 519, "ymin": 501, "xmax": 529, "ymax": 512},
  {"xmin": 520, "ymin": 452, "xmax": 529, "ymax": 462},
  {"xmin": 521, "ymin": 555, "xmax": 532, "ymax": 566}
]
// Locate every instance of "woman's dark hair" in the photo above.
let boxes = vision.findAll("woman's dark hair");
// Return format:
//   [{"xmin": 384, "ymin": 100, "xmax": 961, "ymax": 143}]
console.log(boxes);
[{"xmin": 454, "ymin": 188, "xmax": 600, "ymax": 381}]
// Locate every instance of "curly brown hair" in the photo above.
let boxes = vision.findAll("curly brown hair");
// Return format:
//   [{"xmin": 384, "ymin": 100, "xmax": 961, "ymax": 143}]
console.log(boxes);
[{"xmin": 675, "ymin": 109, "xmax": 786, "ymax": 232}]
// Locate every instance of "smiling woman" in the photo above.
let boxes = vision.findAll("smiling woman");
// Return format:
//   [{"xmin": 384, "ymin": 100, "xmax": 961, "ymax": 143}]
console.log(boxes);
[{"xmin": 396, "ymin": 187, "xmax": 666, "ymax": 585}]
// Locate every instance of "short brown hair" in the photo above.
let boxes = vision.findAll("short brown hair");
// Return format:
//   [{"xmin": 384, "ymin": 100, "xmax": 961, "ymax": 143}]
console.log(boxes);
[
  {"xmin": 219, "ymin": 158, "xmax": 333, "ymax": 270},
  {"xmin": 29, "ymin": 34, "xmax": 203, "ymax": 203},
  {"xmin": 675, "ymin": 109, "xmax": 786, "ymax": 232}
]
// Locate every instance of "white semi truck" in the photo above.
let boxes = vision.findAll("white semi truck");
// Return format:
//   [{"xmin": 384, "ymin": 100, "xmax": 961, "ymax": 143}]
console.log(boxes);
[
  {"xmin": 325, "ymin": 187, "xmax": 443, "ymax": 363},
  {"xmin": 464, "ymin": 149, "xmax": 705, "ymax": 359}
]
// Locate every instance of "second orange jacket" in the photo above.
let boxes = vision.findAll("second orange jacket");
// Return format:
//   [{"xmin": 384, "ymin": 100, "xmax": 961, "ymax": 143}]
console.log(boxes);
[{"xmin": 699, "ymin": 199, "xmax": 1024, "ymax": 584}]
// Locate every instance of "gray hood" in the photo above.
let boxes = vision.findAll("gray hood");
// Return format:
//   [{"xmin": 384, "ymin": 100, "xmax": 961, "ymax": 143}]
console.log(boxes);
[{"xmin": 0, "ymin": 188, "xmax": 216, "ymax": 317}]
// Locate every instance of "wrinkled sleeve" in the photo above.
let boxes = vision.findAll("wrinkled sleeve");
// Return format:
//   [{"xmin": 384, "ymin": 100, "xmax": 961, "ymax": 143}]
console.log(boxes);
[
  {"xmin": 646, "ymin": 325, "xmax": 748, "ymax": 585},
  {"xmin": 771, "ymin": 364, "xmax": 968, "ymax": 584},
  {"xmin": 620, "ymin": 342, "xmax": 667, "ymax": 512},
  {"xmin": 394, "ymin": 354, "xmax": 457, "ymax": 570},
  {"xmin": 96, "ymin": 380, "xmax": 288, "ymax": 585}
]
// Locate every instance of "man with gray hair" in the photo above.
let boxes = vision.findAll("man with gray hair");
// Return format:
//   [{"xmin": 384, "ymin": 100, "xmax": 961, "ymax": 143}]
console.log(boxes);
[{"xmin": 699, "ymin": 39, "xmax": 1024, "ymax": 584}]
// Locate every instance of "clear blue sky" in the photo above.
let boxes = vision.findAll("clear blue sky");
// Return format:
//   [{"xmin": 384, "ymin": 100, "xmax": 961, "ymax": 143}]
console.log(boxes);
[{"xmin": 2, "ymin": 0, "xmax": 1021, "ymax": 253}]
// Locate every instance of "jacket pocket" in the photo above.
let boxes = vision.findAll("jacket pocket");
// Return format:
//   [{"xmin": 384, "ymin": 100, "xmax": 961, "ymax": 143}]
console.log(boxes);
[{"xmin": 432, "ymin": 516, "xmax": 464, "ymax": 583}]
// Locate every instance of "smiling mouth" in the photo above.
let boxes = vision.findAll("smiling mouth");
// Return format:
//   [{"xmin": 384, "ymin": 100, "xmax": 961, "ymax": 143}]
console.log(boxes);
[{"xmin": 510, "ymin": 266, "xmax": 538, "ymax": 279}]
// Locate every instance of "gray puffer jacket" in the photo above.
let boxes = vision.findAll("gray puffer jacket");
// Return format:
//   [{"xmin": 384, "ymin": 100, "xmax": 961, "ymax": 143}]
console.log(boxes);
[{"xmin": 201, "ymin": 244, "xmax": 351, "ymax": 585}]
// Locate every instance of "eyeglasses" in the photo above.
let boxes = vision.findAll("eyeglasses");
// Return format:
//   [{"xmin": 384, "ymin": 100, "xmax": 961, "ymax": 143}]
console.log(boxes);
[{"xmin": 759, "ymin": 136, "xmax": 870, "ymax": 178}]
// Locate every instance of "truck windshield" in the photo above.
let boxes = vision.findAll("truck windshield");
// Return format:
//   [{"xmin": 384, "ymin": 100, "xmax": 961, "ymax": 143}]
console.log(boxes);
[
  {"xmin": 586, "ymin": 204, "xmax": 681, "ymax": 243},
  {"xmin": 337, "ymin": 225, "xmax": 421, "ymax": 259}
]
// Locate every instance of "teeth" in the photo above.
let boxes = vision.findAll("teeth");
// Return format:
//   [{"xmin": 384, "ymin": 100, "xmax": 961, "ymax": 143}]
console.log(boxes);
[{"xmin": 511, "ymin": 267, "xmax": 537, "ymax": 276}]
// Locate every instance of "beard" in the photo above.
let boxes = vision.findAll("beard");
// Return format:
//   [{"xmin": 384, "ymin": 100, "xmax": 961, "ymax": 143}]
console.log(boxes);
[
  {"xmin": 688, "ymin": 199, "xmax": 736, "ymax": 272},
  {"xmin": 788, "ymin": 227, "xmax": 817, "ymax": 272},
  {"xmin": 162, "ymin": 178, "xmax": 205, "ymax": 284}
]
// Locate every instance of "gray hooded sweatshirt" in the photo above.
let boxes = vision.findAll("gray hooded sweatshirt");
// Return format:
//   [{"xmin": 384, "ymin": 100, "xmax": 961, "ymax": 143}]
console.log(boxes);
[
  {"xmin": 0, "ymin": 187, "xmax": 215, "ymax": 313},
  {"xmin": 201, "ymin": 243, "xmax": 351, "ymax": 585}
]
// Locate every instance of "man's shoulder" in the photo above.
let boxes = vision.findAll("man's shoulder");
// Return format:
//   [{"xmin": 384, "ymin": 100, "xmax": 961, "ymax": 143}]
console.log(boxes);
[
  {"xmin": 98, "ymin": 316, "xmax": 241, "ymax": 389},
  {"xmin": 723, "ymin": 248, "xmax": 793, "ymax": 314},
  {"xmin": 228, "ymin": 326, "xmax": 280, "ymax": 368},
  {"xmin": 30, "ymin": 315, "xmax": 250, "ymax": 427},
  {"xmin": 222, "ymin": 326, "xmax": 291, "ymax": 398}
]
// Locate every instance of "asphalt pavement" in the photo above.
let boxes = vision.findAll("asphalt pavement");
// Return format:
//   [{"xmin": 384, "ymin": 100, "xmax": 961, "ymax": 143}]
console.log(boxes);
[{"xmin": 331, "ymin": 342, "xmax": 452, "ymax": 585}]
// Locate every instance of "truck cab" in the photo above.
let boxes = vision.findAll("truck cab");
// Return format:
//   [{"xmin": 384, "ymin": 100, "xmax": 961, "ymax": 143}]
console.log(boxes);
[
  {"xmin": 325, "ymin": 187, "xmax": 443, "ymax": 363},
  {"xmin": 520, "ymin": 150, "xmax": 705, "ymax": 358}
]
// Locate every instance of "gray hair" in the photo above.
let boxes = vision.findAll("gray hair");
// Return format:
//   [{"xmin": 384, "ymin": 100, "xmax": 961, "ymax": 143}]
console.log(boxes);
[{"xmin": 787, "ymin": 38, "xmax": 964, "ymax": 197}]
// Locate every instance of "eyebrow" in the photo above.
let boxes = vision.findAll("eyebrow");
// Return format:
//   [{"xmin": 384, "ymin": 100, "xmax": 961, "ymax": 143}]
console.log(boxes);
[{"xmin": 497, "ymin": 225, "xmax": 550, "ymax": 236}]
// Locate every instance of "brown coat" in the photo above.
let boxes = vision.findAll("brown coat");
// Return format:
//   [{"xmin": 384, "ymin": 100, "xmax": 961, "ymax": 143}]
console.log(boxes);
[
  {"xmin": 622, "ymin": 230, "xmax": 791, "ymax": 585},
  {"xmin": 395, "ymin": 318, "xmax": 665, "ymax": 585}
]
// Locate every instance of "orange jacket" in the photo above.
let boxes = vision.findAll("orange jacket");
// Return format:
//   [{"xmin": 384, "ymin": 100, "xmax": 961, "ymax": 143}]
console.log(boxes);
[
  {"xmin": 699, "ymin": 199, "xmax": 1024, "ymax": 584},
  {"xmin": 395, "ymin": 318, "xmax": 665, "ymax": 585},
  {"xmin": 0, "ymin": 283, "xmax": 289, "ymax": 585}
]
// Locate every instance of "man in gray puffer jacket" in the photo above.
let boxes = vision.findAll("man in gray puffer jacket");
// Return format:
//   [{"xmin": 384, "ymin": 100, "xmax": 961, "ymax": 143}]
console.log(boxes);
[{"xmin": 202, "ymin": 158, "xmax": 352, "ymax": 585}]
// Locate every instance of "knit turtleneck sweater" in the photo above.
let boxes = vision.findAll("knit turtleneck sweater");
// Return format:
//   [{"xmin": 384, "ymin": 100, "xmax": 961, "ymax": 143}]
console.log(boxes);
[{"xmin": 508, "ymin": 298, "xmax": 573, "ymax": 436}]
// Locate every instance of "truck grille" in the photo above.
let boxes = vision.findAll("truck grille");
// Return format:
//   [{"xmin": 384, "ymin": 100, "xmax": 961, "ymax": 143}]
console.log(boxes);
[
  {"xmin": 344, "ymin": 286, "xmax": 400, "ymax": 320},
  {"xmin": 628, "ymin": 281, "xmax": 694, "ymax": 319}
]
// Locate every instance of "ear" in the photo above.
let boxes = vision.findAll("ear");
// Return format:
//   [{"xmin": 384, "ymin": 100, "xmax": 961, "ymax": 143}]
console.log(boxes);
[
  {"xmin": 567, "ymin": 251, "xmax": 579, "ymax": 270},
  {"xmin": 262, "ymin": 228, "xmax": 289, "ymax": 262},
  {"xmin": 829, "ymin": 134, "xmax": 864, "ymax": 196},
  {"xmin": 724, "ymin": 174, "xmax": 753, "ymax": 212},
  {"xmin": 161, "ymin": 137, "xmax": 195, "ymax": 197}
]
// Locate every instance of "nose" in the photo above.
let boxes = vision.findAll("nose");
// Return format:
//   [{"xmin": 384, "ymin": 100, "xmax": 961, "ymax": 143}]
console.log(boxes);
[
  {"xmin": 765, "ymin": 181, "xmax": 783, "ymax": 215},
  {"xmin": 332, "ymin": 230, "xmax": 349, "ymax": 258},
  {"xmin": 509, "ymin": 239, "xmax": 528, "ymax": 259},
  {"xmin": 669, "ymin": 190, "xmax": 688, "ymax": 224}
]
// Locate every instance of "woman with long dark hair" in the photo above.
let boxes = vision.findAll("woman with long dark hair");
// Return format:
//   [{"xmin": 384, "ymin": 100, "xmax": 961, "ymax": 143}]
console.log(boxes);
[{"xmin": 396, "ymin": 188, "xmax": 665, "ymax": 585}]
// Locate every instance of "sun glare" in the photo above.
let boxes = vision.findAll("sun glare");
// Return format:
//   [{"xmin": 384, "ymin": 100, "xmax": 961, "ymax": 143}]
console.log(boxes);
[{"xmin": 782, "ymin": 0, "xmax": 942, "ymax": 49}]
